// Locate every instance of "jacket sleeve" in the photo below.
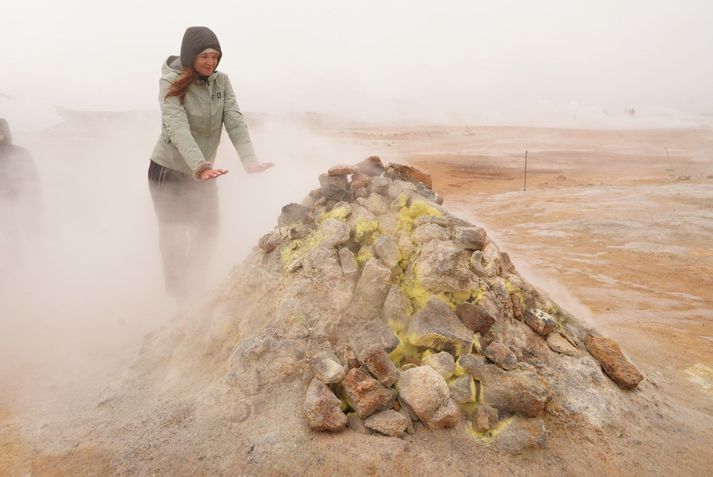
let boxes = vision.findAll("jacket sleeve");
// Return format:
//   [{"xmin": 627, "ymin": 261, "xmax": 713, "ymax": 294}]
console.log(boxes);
[
  {"xmin": 158, "ymin": 77, "xmax": 211, "ymax": 180},
  {"xmin": 222, "ymin": 75, "xmax": 258, "ymax": 168}
]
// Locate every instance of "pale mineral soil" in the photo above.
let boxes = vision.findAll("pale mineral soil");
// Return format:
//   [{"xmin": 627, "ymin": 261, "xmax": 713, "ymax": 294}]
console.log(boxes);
[{"xmin": 2, "ymin": 116, "xmax": 713, "ymax": 476}]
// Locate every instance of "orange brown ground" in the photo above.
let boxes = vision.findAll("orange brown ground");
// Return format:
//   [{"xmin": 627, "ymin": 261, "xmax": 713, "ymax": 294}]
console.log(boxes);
[{"xmin": 2, "ymin": 119, "xmax": 712, "ymax": 475}]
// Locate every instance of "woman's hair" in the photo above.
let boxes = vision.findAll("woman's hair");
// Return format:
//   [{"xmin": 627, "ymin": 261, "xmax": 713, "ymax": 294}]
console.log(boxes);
[{"xmin": 165, "ymin": 67, "xmax": 196, "ymax": 105}]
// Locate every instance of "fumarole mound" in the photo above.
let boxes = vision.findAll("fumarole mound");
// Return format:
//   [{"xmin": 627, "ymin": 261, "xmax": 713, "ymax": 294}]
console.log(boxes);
[{"xmin": 110, "ymin": 156, "xmax": 647, "ymax": 473}]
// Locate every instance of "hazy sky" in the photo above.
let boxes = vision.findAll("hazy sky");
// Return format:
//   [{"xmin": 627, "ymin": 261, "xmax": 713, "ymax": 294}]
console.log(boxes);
[{"xmin": 2, "ymin": 0, "xmax": 713, "ymax": 125}]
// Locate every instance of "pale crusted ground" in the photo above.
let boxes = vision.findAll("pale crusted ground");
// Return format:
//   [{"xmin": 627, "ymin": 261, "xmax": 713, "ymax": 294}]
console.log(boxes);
[{"xmin": 1, "ymin": 116, "xmax": 712, "ymax": 475}]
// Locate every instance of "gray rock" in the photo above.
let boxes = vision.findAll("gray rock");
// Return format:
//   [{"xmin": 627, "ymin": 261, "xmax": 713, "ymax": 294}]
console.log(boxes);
[
  {"xmin": 455, "ymin": 302, "xmax": 496, "ymax": 335},
  {"xmin": 361, "ymin": 347, "xmax": 400, "ymax": 387},
  {"xmin": 473, "ymin": 404, "xmax": 498, "ymax": 433},
  {"xmin": 278, "ymin": 203, "xmax": 311, "ymax": 227},
  {"xmin": 364, "ymin": 410, "xmax": 409, "ymax": 437},
  {"xmin": 361, "ymin": 193, "xmax": 389, "ymax": 216},
  {"xmin": 416, "ymin": 240, "xmax": 478, "ymax": 293},
  {"xmin": 352, "ymin": 258, "xmax": 392, "ymax": 313},
  {"xmin": 399, "ymin": 406, "xmax": 415, "ymax": 434},
  {"xmin": 525, "ymin": 309, "xmax": 557, "ymax": 336},
  {"xmin": 258, "ymin": 230, "xmax": 282, "ymax": 253},
  {"xmin": 470, "ymin": 251, "xmax": 487, "ymax": 277},
  {"xmin": 493, "ymin": 417, "xmax": 547, "ymax": 454},
  {"xmin": 408, "ymin": 298, "xmax": 474, "ymax": 356},
  {"xmin": 373, "ymin": 235, "xmax": 401, "ymax": 269},
  {"xmin": 356, "ymin": 156, "xmax": 386, "ymax": 177},
  {"xmin": 413, "ymin": 215, "xmax": 452, "ymax": 228},
  {"xmin": 396, "ymin": 366, "xmax": 458, "ymax": 429},
  {"xmin": 412, "ymin": 223, "xmax": 450, "ymax": 244},
  {"xmin": 342, "ymin": 368, "xmax": 397, "ymax": 418},
  {"xmin": 322, "ymin": 183, "xmax": 354, "ymax": 202},
  {"xmin": 453, "ymin": 226, "xmax": 487, "ymax": 251},
  {"xmin": 482, "ymin": 242, "xmax": 504, "ymax": 277},
  {"xmin": 336, "ymin": 344, "xmax": 360, "ymax": 370},
  {"xmin": 428, "ymin": 397, "xmax": 461, "ymax": 429},
  {"xmin": 415, "ymin": 182, "xmax": 443, "ymax": 204},
  {"xmin": 338, "ymin": 247, "xmax": 358, "ymax": 279},
  {"xmin": 484, "ymin": 341, "xmax": 517, "ymax": 371},
  {"xmin": 310, "ymin": 349, "xmax": 347, "ymax": 384},
  {"xmin": 383, "ymin": 285, "xmax": 413, "ymax": 332},
  {"xmin": 397, "ymin": 230, "xmax": 416, "ymax": 261},
  {"xmin": 478, "ymin": 366, "xmax": 550, "ymax": 417},
  {"xmin": 346, "ymin": 412, "xmax": 369, "ymax": 434},
  {"xmin": 449, "ymin": 375, "xmax": 477, "ymax": 404},
  {"xmin": 370, "ymin": 176, "xmax": 391, "ymax": 195},
  {"xmin": 458, "ymin": 353, "xmax": 490, "ymax": 380},
  {"xmin": 422, "ymin": 351, "xmax": 456, "ymax": 380},
  {"xmin": 303, "ymin": 378, "xmax": 347, "ymax": 432},
  {"xmin": 547, "ymin": 333, "xmax": 579, "ymax": 356},
  {"xmin": 350, "ymin": 319, "xmax": 400, "ymax": 355},
  {"xmin": 321, "ymin": 218, "xmax": 351, "ymax": 247},
  {"xmin": 319, "ymin": 172, "xmax": 349, "ymax": 189}
]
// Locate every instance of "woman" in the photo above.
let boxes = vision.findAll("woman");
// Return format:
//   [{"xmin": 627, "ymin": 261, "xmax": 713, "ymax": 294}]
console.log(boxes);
[{"xmin": 148, "ymin": 26, "xmax": 272, "ymax": 297}]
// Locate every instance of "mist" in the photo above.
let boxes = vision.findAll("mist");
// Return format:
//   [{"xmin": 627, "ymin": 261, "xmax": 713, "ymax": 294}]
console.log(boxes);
[
  {"xmin": 2, "ymin": 0, "xmax": 713, "ymax": 130},
  {"xmin": 1, "ymin": 0, "xmax": 712, "ymax": 424}
]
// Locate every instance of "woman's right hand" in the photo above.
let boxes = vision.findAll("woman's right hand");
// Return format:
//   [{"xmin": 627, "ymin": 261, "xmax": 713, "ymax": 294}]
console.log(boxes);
[{"xmin": 200, "ymin": 168, "xmax": 229, "ymax": 181}]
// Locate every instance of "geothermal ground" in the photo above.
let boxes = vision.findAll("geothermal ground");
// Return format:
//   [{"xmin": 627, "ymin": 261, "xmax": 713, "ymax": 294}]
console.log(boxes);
[{"xmin": 1, "ymin": 114, "xmax": 712, "ymax": 475}]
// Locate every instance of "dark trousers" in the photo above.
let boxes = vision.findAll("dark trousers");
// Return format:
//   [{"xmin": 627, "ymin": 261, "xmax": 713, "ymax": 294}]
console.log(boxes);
[{"xmin": 148, "ymin": 161, "xmax": 219, "ymax": 297}]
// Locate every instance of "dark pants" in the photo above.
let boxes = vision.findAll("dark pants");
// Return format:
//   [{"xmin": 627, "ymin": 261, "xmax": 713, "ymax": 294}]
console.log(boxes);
[{"xmin": 148, "ymin": 160, "xmax": 219, "ymax": 297}]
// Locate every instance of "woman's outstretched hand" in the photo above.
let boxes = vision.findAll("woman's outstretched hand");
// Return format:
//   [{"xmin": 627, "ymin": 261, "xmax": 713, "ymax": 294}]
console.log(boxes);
[
  {"xmin": 199, "ymin": 168, "xmax": 229, "ymax": 181},
  {"xmin": 245, "ymin": 162, "xmax": 274, "ymax": 174}
]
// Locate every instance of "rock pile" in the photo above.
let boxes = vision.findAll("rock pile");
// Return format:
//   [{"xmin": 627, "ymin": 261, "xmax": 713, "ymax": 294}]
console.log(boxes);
[{"xmin": 252, "ymin": 156, "xmax": 642, "ymax": 446}]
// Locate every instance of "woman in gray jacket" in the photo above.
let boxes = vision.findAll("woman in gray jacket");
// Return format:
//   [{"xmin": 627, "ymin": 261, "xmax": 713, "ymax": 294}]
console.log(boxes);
[{"xmin": 148, "ymin": 26, "xmax": 272, "ymax": 297}]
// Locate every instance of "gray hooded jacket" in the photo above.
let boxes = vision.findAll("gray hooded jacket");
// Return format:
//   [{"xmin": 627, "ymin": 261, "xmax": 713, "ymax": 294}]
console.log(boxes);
[{"xmin": 149, "ymin": 56, "xmax": 257, "ymax": 179}]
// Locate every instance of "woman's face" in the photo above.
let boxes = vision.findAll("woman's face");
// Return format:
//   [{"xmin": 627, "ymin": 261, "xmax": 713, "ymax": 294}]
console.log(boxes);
[{"xmin": 193, "ymin": 49, "xmax": 220, "ymax": 76}]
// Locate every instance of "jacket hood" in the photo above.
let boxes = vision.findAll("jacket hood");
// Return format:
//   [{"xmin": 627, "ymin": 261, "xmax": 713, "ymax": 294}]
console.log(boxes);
[{"xmin": 0, "ymin": 118, "xmax": 11, "ymax": 145}]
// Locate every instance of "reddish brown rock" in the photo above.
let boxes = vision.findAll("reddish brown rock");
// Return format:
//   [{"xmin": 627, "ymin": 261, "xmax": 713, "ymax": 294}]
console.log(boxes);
[
  {"xmin": 303, "ymin": 378, "xmax": 347, "ymax": 432},
  {"xmin": 362, "ymin": 347, "xmax": 400, "ymax": 387},
  {"xmin": 384, "ymin": 163, "xmax": 433, "ymax": 189},
  {"xmin": 455, "ymin": 302, "xmax": 496, "ymax": 335},
  {"xmin": 585, "ymin": 334, "xmax": 643, "ymax": 390},
  {"xmin": 484, "ymin": 341, "xmax": 517, "ymax": 371},
  {"xmin": 525, "ymin": 309, "xmax": 557, "ymax": 336},
  {"xmin": 477, "ymin": 365, "xmax": 549, "ymax": 417},
  {"xmin": 341, "ymin": 368, "xmax": 397, "ymax": 418},
  {"xmin": 350, "ymin": 172, "xmax": 372, "ymax": 191},
  {"xmin": 328, "ymin": 164, "xmax": 358, "ymax": 176}
]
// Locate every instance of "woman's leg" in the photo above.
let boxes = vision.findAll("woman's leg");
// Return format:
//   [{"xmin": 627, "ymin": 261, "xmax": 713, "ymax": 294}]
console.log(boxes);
[
  {"xmin": 148, "ymin": 161, "xmax": 193, "ymax": 297},
  {"xmin": 183, "ymin": 178, "xmax": 220, "ymax": 288}
]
